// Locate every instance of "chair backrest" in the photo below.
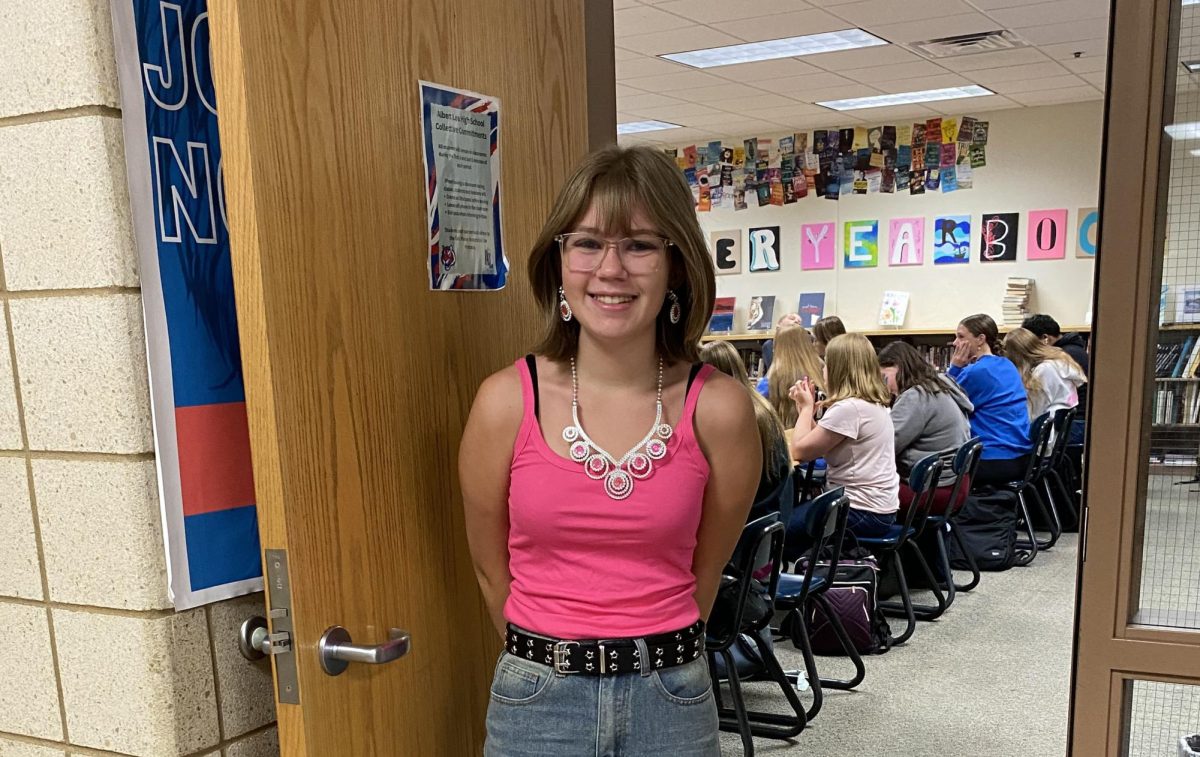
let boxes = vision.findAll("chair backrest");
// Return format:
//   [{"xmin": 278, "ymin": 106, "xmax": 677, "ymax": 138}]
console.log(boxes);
[
  {"xmin": 745, "ymin": 467, "xmax": 795, "ymax": 531},
  {"xmin": 713, "ymin": 514, "xmax": 785, "ymax": 646},
  {"xmin": 896, "ymin": 452, "xmax": 944, "ymax": 540},
  {"xmin": 793, "ymin": 487, "xmax": 850, "ymax": 603},
  {"xmin": 1047, "ymin": 407, "xmax": 1076, "ymax": 467},
  {"xmin": 1018, "ymin": 413, "xmax": 1056, "ymax": 486},
  {"xmin": 945, "ymin": 437, "xmax": 984, "ymax": 519}
]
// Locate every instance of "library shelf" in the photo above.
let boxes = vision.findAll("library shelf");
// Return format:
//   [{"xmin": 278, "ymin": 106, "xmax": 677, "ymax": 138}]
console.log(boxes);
[{"xmin": 701, "ymin": 325, "xmax": 1092, "ymax": 342}]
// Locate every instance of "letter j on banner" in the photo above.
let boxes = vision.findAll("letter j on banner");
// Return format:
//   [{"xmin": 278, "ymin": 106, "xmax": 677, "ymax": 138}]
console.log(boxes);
[
  {"xmin": 1028, "ymin": 209, "xmax": 1067, "ymax": 260},
  {"xmin": 748, "ymin": 226, "xmax": 781, "ymax": 272},
  {"xmin": 801, "ymin": 222, "xmax": 835, "ymax": 270}
]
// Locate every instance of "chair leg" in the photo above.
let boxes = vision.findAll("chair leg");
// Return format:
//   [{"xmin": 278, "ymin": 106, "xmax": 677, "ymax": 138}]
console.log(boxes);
[
  {"xmin": 715, "ymin": 648, "xmax": 755, "ymax": 756},
  {"xmin": 949, "ymin": 520, "xmax": 981, "ymax": 592},
  {"xmin": 935, "ymin": 526, "xmax": 957, "ymax": 606},
  {"xmin": 906, "ymin": 534, "xmax": 952, "ymax": 620},
  {"xmin": 1014, "ymin": 494, "xmax": 1039, "ymax": 566},
  {"xmin": 1037, "ymin": 477, "xmax": 1063, "ymax": 548},
  {"xmin": 1018, "ymin": 485, "xmax": 1058, "ymax": 550},
  {"xmin": 809, "ymin": 593, "xmax": 866, "ymax": 690},
  {"xmin": 881, "ymin": 550, "xmax": 917, "ymax": 645},
  {"xmin": 1048, "ymin": 468, "xmax": 1079, "ymax": 530},
  {"xmin": 742, "ymin": 629, "xmax": 809, "ymax": 736},
  {"xmin": 785, "ymin": 610, "xmax": 824, "ymax": 721}
]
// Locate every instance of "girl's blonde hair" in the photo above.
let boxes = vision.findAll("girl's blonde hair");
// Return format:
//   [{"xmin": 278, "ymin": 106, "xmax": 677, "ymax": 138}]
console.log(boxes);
[
  {"xmin": 700, "ymin": 341, "xmax": 789, "ymax": 484},
  {"xmin": 1003, "ymin": 327, "xmax": 1084, "ymax": 402},
  {"xmin": 822, "ymin": 333, "xmax": 892, "ymax": 409},
  {"xmin": 768, "ymin": 325, "xmax": 824, "ymax": 427}
]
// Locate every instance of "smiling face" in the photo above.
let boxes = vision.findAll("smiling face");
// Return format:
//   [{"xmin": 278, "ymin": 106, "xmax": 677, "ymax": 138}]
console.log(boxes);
[{"xmin": 559, "ymin": 202, "xmax": 671, "ymax": 347}]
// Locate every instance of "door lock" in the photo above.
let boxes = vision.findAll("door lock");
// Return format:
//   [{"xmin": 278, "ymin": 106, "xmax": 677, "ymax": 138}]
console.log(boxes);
[{"xmin": 239, "ymin": 616, "xmax": 292, "ymax": 659}]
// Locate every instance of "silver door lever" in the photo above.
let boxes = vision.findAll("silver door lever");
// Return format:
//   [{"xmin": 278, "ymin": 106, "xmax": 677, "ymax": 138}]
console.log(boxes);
[{"xmin": 319, "ymin": 625, "xmax": 411, "ymax": 676}]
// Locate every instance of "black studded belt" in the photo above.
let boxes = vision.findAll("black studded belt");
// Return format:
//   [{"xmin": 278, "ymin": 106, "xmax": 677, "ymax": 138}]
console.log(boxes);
[{"xmin": 504, "ymin": 621, "xmax": 706, "ymax": 676}]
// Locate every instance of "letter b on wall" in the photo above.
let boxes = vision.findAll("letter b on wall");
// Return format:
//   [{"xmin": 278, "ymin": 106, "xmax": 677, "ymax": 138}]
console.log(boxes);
[
  {"xmin": 709, "ymin": 230, "xmax": 742, "ymax": 275},
  {"xmin": 748, "ymin": 226, "xmax": 781, "ymax": 272}
]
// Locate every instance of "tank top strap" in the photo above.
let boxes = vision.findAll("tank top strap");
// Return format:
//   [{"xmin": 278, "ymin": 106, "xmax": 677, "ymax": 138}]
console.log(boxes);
[
  {"xmin": 678, "ymin": 363, "xmax": 715, "ymax": 432},
  {"xmin": 512, "ymin": 355, "xmax": 539, "ymax": 453}
]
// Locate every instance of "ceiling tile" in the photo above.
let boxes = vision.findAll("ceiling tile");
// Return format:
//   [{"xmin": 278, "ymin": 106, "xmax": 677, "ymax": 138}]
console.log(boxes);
[
  {"xmin": 703, "ymin": 58, "xmax": 826, "ymax": 82},
  {"xmin": 654, "ymin": 0, "xmax": 818, "ymax": 25},
  {"xmin": 838, "ymin": 59, "xmax": 954, "ymax": 83},
  {"xmin": 869, "ymin": 73, "xmax": 977, "ymax": 92},
  {"xmin": 616, "ymin": 55, "xmax": 695, "ymax": 80},
  {"xmin": 616, "ymin": 83, "xmax": 649, "ymax": 98},
  {"xmin": 969, "ymin": 60, "xmax": 1072, "ymax": 84},
  {"xmin": 719, "ymin": 9, "xmax": 858, "ymax": 43},
  {"xmin": 1013, "ymin": 17, "xmax": 1109, "ymax": 46},
  {"xmin": 613, "ymin": 6, "xmax": 695, "ymax": 36},
  {"xmin": 968, "ymin": 0, "xmax": 1058, "ymax": 8},
  {"xmin": 715, "ymin": 92, "xmax": 806, "ymax": 112},
  {"xmin": 614, "ymin": 46, "xmax": 642, "ymax": 61},
  {"xmin": 805, "ymin": 44, "xmax": 927, "ymax": 71},
  {"xmin": 615, "ymin": 69, "xmax": 731, "ymax": 92},
  {"xmin": 753, "ymin": 72, "xmax": 860, "ymax": 93},
  {"xmin": 1007, "ymin": 85, "xmax": 1103, "ymax": 106},
  {"xmin": 988, "ymin": 1, "xmax": 1108, "ymax": 28},
  {"xmin": 845, "ymin": 104, "xmax": 943, "ymax": 123},
  {"xmin": 675, "ymin": 110, "xmax": 771, "ymax": 127},
  {"xmin": 831, "ymin": 0, "xmax": 977, "ymax": 27},
  {"xmin": 990, "ymin": 73, "xmax": 1088, "ymax": 94},
  {"xmin": 618, "ymin": 26, "xmax": 743, "ymax": 56},
  {"xmin": 940, "ymin": 47, "xmax": 1053, "ymax": 71},
  {"xmin": 1040, "ymin": 38, "xmax": 1109, "ymax": 61},
  {"xmin": 671, "ymin": 82, "xmax": 773, "ymax": 101},
  {"xmin": 749, "ymin": 102, "xmax": 834, "ymax": 121},
  {"xmin": 1079, "ymin": 71, "xmax": 1106, "ymax": 89},
  {"xmin": 625, "ymin": 101, "xmax": 720, "ymax": 120},
  {"xmin": 613, "ymin": 0, "xmax": 641, "ymax": 8},
  {"xmin": 616, "ymin": 92, "xmax": 688, "ymax": 111},
  {"xmin": 1061, "ymin": 54, "xmax": 1107, "ymax": 74},
  {"xmin": 865, "ymin": 12, "xmax": 1000, "ymax": 44},
  {"xmin": 952, "ymin": 94, "xmax": 1020, "ymax": 112},
  {"xmin": 799, "ymin": 83, "xmax": 884, "ymax": 104}
]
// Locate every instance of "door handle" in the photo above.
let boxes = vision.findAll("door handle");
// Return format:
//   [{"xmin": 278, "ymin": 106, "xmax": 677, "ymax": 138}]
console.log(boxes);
[{"xmin": 319, "ymin": 625, "xmax": 411, "ymax": 676}]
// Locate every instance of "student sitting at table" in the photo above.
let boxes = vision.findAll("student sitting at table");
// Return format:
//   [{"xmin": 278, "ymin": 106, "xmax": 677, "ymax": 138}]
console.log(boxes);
[
  {"xmin": 788, "ymin": 333, "xmax": 899, "ymax": 540},
  {"xmin": 948, "ymin": 314, "xmax": 1031, "ymax": 488},
  {"xmin": 701, "ymin": 341, "xmax": 791, "ymax": 519},
  {"xmin": 811, "ymin": 315, "xmax": 846, "ymax": 359},
  {"xmin": 1003, "ymin": 327, "xmax": 1086, "ymax": 434},
  {"xmin": 768, "ymin": 323, "xmax": 825, "ymax": 428}
]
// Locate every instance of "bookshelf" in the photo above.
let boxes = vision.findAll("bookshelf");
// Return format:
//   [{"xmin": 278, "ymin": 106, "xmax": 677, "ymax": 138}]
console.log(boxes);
[{"xmin": 1150, "ymin": 324, "xmax": 1200, "ymax": 469}]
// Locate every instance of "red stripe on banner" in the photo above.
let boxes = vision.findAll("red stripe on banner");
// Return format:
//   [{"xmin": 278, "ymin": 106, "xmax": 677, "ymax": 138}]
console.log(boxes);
[{"xmin": 176, "ymin": 402, "xmax": 256, "ymax": 516}]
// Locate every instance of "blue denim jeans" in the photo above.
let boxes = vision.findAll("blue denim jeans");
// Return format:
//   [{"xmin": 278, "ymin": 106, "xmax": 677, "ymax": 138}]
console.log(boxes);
[
  {"xmin": 484, "ymin": 640, "xmax": 720, "ymax": 756},
  {"xmin": 845, "ymin": 508, "xmax": 896, "ymax": 539}
]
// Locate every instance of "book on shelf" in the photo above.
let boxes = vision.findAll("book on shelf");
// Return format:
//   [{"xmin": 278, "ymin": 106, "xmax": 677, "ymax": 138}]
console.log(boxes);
[
  {"xmin": 709, "ymin": 297, "xmax": 735, "ymax": 334},
  {"xmin": 746, "ymin": 295, "xmax": 775, "ymax": 332},
  {"xmin": 798, "ymin": 292, "xmax": 825, "ymax": 328},
  {"xmin": 878, "ymin": 291, "xmax": 910, "ymax": 327}
]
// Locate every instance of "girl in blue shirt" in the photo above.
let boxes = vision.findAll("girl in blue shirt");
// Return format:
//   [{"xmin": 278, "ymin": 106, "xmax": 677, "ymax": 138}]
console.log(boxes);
[{"xmin": 947, "ymin": 313, "xmax": 1031, "ymax": 488}]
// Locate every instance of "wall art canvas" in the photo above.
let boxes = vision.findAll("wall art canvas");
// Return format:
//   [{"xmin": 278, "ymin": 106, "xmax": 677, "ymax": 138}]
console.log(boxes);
[{"xmin": 933, "ymin": 215, "xmax": 971, "ymax": 264}]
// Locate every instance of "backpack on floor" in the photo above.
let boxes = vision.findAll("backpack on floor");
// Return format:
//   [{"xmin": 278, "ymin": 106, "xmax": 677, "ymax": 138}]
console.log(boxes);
[
  {"xmin": 948, "ymin": 489, "xmax": 1019, "ymax": 571},
  {"xmin": 805, "ymin": 557, "xmax": 892, "ymax": 656}
]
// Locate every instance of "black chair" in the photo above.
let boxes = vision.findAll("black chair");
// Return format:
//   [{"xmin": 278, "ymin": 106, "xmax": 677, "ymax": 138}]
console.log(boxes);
[
  {"xmin": 1008, "ymin": 412, "xmax": 1057, "ymax": 563},
  {"xmin": 945, "ymin": 438, "xmax": 985, "ymax": 593},
  {"xmin": 861, "ymin": 453, "xmax": 943, "ymax": 646},
  {"xmin": 906, "ymin": 438, "xmax": 984, "ymax": 619},
  {"xmin": 707, "ymin": 514, "xmax": 804, "ymax": 756},
  {"xmin": 1040, "ymin": 407, "xmax": 1080, "ymax": 532},
  {"xmin": 773, "ymin": 488, "xmax": 855, "ymax": 721}
]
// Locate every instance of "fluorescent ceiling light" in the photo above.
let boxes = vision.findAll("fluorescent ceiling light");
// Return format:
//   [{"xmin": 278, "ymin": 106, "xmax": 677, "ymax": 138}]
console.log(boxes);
[
  {"xmin": 1190, "ymin": 149, "xmax": 1200, "ymax": 156},
  {"xmin": 1166, "ymin": 122, "xmax": 1200, "ymax": 139},
  {"xmin": 616, "ymin": 120, "xmax": 680, "ymax": 135},
  {"xmin": 1185, "ymin": 60, "xmax": 1200, "ymax": 72},
  {"xmin": 1186, "ymin": 0, "xmax": 1199, "ymax": 6},
  {"xmin": 817, "ymin": 85, "xmax": 995, "ymax": 111},
  {"xmin": 661, "ymin": 29, "xmax": 888, "ymax": 69}
]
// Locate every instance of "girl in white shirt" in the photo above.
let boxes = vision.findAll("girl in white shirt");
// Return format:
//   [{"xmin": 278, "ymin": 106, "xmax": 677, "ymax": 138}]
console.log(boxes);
[
  {"xmin": 1003, "ymin": 327, "xmax": 1087, "ymax": 421},
  {"xmin": 789, "ymin": 333, "xmax": 899, "ymax": 539}
]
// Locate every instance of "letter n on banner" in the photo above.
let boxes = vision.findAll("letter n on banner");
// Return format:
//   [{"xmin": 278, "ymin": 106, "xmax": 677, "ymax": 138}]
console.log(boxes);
[{"xmin": 111, "ymin": 0, "xmax": 263, "ymax": 609}]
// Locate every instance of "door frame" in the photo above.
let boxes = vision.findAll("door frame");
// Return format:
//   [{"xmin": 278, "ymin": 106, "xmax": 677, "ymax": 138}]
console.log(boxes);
[{"xmin": 1071, "ymin": 0, "xmax": 1200, "ymax": 752}]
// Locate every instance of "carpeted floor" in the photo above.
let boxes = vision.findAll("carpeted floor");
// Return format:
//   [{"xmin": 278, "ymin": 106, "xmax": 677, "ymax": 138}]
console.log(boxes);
[{"xmin": 719, "ymin": 535, "xmax": 1079, "ymax": 757}]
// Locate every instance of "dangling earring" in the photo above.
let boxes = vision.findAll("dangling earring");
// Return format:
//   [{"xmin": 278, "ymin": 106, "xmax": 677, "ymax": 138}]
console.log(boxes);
[
  {"xmin": 667, "ymin": 290, "xmax": 681, "ymax": 325},
  {"xmin": 559, "ymin": 286, "xmax": 573, "ymax": 322}
]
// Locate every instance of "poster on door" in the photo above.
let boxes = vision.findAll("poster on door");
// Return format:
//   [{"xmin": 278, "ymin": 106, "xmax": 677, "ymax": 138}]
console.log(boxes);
[
  {"xmin": 111, "ymin": 0, "xmax": 263, "ymax": 609},
  {"xmin": 419, "ymin": 81, "xmax": 507, "ymax": 290}
]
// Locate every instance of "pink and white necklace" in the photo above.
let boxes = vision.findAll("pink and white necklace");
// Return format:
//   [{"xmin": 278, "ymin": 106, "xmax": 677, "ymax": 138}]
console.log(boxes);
[{"xmin": 563, "ymin": 357, "xmax": 672, "ymax": 501}]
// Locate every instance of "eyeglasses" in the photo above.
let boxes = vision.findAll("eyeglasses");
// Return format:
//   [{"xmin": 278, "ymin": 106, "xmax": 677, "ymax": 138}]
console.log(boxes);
[{"xmin": 555, "ymin": 232, "xmax": 670, "ymax": 274}]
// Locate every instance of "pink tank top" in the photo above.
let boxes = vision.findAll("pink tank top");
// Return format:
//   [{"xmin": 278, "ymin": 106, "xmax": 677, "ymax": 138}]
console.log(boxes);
[{"xmin": 505, "ymin": 358, "xmax": 713, "ymax": 639}]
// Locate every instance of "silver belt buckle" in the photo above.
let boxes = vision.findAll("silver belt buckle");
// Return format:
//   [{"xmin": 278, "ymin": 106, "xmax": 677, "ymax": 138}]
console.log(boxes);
[{"xmin": 553, "ymin": 641, "xmax": 579, "ymax": 676}]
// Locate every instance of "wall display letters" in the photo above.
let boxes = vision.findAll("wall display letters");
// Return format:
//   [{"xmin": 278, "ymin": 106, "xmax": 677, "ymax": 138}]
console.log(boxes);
[
  {"xmin": 801, "ymin": 222, "xmax": 836, "ymax": 270},
  {"xmin": 1076, "ymin": 207, "xmax": 1099, "ymax": 258},
  {"xmin": 748, "ymin": 226, "xmax": 782, "ymax": 272},
  {"xmin": 933, "ymin": 215, "xmax": 972, "ymax": 264},
  {"xmin": 1027, "ymin": 209, "xmax": 1068, "ymax": 260},
  {"xmin": 980, "ymin": 212, "xmax": 1020, "ymax": 262},
  {"xmin": 844, "ymin": 220, "xmax": 879, "ymax": 268},
  {"xmin": 888, "ymin": 217, "xmax": 925, "ymax": 266},
  {"xmin": 709, "ymin": 229, "xmax": 742, "ymax": 275}
]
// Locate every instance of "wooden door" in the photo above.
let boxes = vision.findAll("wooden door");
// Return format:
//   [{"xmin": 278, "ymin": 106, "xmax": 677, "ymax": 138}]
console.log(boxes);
[
  {"xmin": 208, "ymin": 1, "xmax": 614, "ymax": 753},
  {"xmin": 1070, "ymin": 0, "xmax": 1200, "ymax": 752}
]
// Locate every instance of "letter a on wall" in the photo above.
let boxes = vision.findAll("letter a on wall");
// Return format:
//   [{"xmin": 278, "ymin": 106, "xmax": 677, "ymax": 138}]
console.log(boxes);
[
  {"xmin": 748, "ymin": 226, "xmax": 781, "ymax": 272},
  {"xmin": 709, "ymin": 230, "xmax": 742, "ymax": 275},
  {"xmin": 801, "ymin": 222, "xmax": 835, "ymax": 270},
  {"xmin": 888, "ymin": 217, "xmax": 924, "ymax": 266},
  {"xmin": 1027, "ymin": 209, "xmax": 1067, "ymax": 260}
]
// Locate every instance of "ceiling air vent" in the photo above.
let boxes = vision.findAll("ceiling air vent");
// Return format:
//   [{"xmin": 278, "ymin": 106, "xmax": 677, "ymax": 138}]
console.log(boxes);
[{"xmin": 910, "ymin": 29, "xmax": 1029, "ymax": 58}]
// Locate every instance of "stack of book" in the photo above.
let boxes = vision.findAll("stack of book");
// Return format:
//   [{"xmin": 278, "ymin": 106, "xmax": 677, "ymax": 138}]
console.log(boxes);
[
  {"xmin": 1002, "ymin": 277, "xmax": 1035, "ymax": 325},
  {"xmin": 1158, "ymin": 335, "xmax": 1200, "ymax": 379},
  {"xmin": 918, "ymin": 344, "xmax": 954, "ymax": 371}
]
